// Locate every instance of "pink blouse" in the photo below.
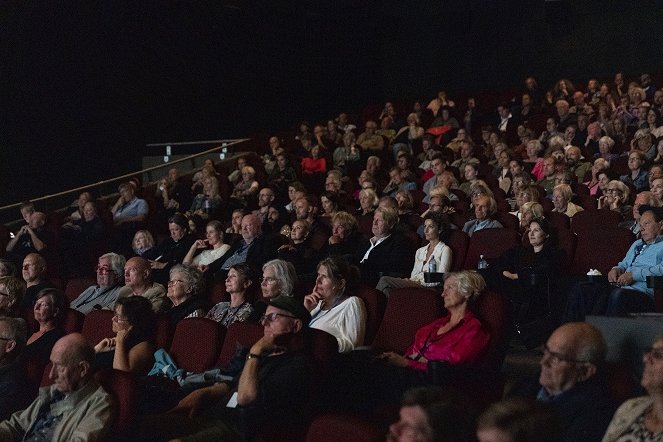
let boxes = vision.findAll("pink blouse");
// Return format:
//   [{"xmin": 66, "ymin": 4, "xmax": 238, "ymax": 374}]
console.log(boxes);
[{"xmin": 404, "ymin": 311, "xmax": 489, "ymax": 372}]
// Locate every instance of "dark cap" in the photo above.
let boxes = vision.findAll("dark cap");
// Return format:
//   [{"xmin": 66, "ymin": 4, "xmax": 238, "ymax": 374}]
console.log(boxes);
[{"xmin": 269, "ymin": 295, "xmax": 311, "ymax": 324}]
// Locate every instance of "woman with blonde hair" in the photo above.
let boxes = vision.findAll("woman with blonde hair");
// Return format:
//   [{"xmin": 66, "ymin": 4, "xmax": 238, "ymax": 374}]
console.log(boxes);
[{"xmin": 598, "ymin": 180, "xmax": 631, "ymax": 218}]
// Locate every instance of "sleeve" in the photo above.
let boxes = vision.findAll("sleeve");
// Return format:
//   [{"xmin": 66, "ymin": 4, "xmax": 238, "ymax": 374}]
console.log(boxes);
[
  {"xmin": 615, "ymin": 242, "xmax": 638, "ymax": 272},
  {"xmin": 335, "ymin": 297, "xmax": 367, "ymax": 353},
  {"xmin": 389, "ymin": 235, "xmax": 416, "ymax": 278},
  {"xmin": 136, "ymin": 199, "xmax": 149, "ymax": 216},
  {"xmin": 0, "ymin": 393, "xmax": 43, "ymax": 441},
  {"xmin": 437, "ymin": 244, "xmax": 452, "ymax": 273},
  {"xmin": 404, "ymin": 320, "xmax": 439, "ymax": 372},
  {"xmin": 633, "ymin": 245, "xmax": 663, "ymax": 282}
]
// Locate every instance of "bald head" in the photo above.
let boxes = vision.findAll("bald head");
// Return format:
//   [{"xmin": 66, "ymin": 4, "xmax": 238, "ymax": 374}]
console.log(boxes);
[
  {"xmin": 49, "ymin": 333, "xmax": 95, "ymax": 393},
  {"xmin": 553, "ymin": 322, "xmax": 606, "ymax": 365},
  {"xmin": 29, "ymin": 212, "xmax": 47, "ymax": 229},
  {"xmin": 124, "ymin": 257, "xmax": 152, "ymax": 289}
]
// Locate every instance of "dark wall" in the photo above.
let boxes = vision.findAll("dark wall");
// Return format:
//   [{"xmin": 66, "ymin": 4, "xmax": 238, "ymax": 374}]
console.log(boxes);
[{"xmin": 1, "ymin": 1, "xmax": 662, "ymax": 206}]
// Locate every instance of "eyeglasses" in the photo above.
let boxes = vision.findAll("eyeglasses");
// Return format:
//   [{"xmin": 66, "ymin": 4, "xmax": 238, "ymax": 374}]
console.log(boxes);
[
  {"xmin": 0, "ymin": 292, "xmax": 9, "ymax": 297},
  {"xmin": 644, "ymin": 346, "xmax": 663, "ymax": 360},
  {"xmin": 260, "ymin": 313, "xmax": 297, "ymax": 323},
  {"xmin": 167, "ymin": 279, "xmax": 185, "ymax": 287},
  {"xmin": 95, "ymin": 265, "xmax": 114, "ymax": 274},
  {"xmin": 112, "ymin": 314, "xmax": 128, "ymax": 323},
  {"xmin": 260, "ymin": 277, "xmax": 277, "ymax": 285},
  {"xmin": 542, "ymin": 344, "xmax": 588, "ymax": 365}
]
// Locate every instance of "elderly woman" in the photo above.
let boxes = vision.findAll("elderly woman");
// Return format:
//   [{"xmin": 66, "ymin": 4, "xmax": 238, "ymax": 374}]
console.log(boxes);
[
  {"xmin": 585, "ymin": 158, "xmax": 611, "ymax": 196},
  {"xmin": 165, "ymin": 264, "xmax": 208, "ymax": 325},
  {"xmin": 25, "ymin": 288, "xmax": 69, "ymax": 367},
  {"xmin": 150, "ymin": 214, "xmax": 197, "ymax": 285},
  {"xmin": 621, "ymin": 150, "xmax": 649, "ymax": 193},
  {"xmin": 0, "ymin": 276, "xmax": 26, "ymax": 317},
  {"xmin": 518, "ymin": 202, "xmax": 544, "ymax": 233},
  {"xmin": 603, "ymin": 334, "xmax": 663, "ymax": 441},
  {"xmin": 94, "ymin": 296, "xmax": 155, "ymax": 374},
  {"xmin": 183, "ymin": 220, "xmax": 231, "ymax": 271},
  {"xmin": 251, "ymin": 259, "xmax": 298, "ymax": 320},
  {"xmin": 593, "ymin": 136, "xmax": 619, "ymax": 167},
  {"xmin": 525, "ymin": 140, "xmax": 545, "ymax": 180},
  {"xmin": 552, "ymin": 184, "xmax": 584, "ymax": 218},
  {"xmin": 325, "ymin": 211, "xmax": 361, "ymax": 258},
  {"xmin": 483, "ymin": 218, "xmax": 560, "ymax": 326},
  {"xmin": 598, "ymin": 180, "xmax": 632, "ymax": 218},
  {"xmin": 132, "ymin": 230, "xmax": 158, "ymax": 260},
  {"xmin": 277, "ymin": 219, "xmax": 318, "ymax": 278},
  {"xmin": 395, "ymin": 189, "xmax": 415, "ymax": 216},
  {"xmin": 191, "ymin": 162, "xmax": 218, "ymax": 193},
  {"xmin": 206, "ymin": 263, "xmax": 254, "ymax": 326},
  {"xmin": 230, "ymin": 165, "xmax": 259, "ymax": 204},
  {"xmin": 357, "ymin": 188, "xmax": 379, "ymax": 216},
  {"xmin": 304, "ymin": 256, "xmax": 367, "ymax": 353},
  {"xmin": 188, "ymin": 176, "xmax": 222, "ymax": 220},
  {"xmin": 376, "ymin": 212, "xmax": 452, "ymax": 297}
]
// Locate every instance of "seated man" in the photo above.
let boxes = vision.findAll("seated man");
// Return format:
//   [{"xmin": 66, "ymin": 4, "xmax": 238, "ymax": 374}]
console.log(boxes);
[
  {"xmin": 383, "ymin": 167, "xmax": 417, "ymax": 198},
  {"xmin": 618, "ymin": 191, "xmax": 658, "ymax": 238},
  {"xmin": 110, "ymin": 182, "xmax": 149, "ymax": 255},
  {"xmin": 5, "ymin": 211, "xmax": 51, "ymax": 268},
  {"xmin": 565, "ymin": 146, "xmax": 591, "ymax": 183},
  {"xmin": 355, "ymin": 207, "xmax": 415, "ymax": 286},
  {"xmin": 253, "ymin": 187, "xmax": 275, "ymax": 225},
  {"xmin": 451, "ymin": 140, "xmax": 480, "ymax": 172},
  {"xmin": 511, "ymin": 322, "xmax": 616, "ymax": 442},
  {"xmin": 0, "ymin": 317, "xmax": 28, "ymax": 420},
  {"xmin": 20, "ymin": 253, "xmax": 54, "ymax": 310},
  {"xmin": 566, "ymin": 205, "xmax": 663, "ymax": 321},
  {"xmin": 0, "ymin": 333, "xmax": 114, "ymax": 441},
  {"xmin": 71, "ymin": 253, "xmax": 125, "ymax": 314},
  {"xmin": 117, "ymin": 257, "xmax": 168, "ymax": 312},
  {"xmin": 140, "ymin": 295, "xmax": 314, "ymax": 441},
  {"xmin": 462, "ymin": 195, "xmax": 503, "ymax": 237},
  {"xmin": 209, "ymin": 214, "xmax": 279, "ymax": 281},
  {"xmin": 357, "ymin": 120, "xmax": 385, "ymax": 152}
]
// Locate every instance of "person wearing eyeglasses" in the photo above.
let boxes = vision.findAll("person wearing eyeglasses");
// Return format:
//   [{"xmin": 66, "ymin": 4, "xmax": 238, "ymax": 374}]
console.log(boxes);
[
  {"xmin": 165, "ymin": 264, "xmax": 208, "ymax": 326},
  {"xmin": 70, "ymin": 253, "xmax": 125, "ymax": 314},
  {"xmin": 510, "ymin": 322, "xmax": 616, "ymax": 442},
  {"xmin": 94, "ymin": 296, "xmax": 155, "ymax": 375},
  {"xmin": 140, "ymin": 295, "xmax": 314, "ymax": 441},
  {"xmin": 598, "ymin": 180, "xmax": 632, "ymax": 218},
  {"xmin": 603, "ymin": 333, "xmax": 663, "ymax": 441},
  {"xmin": 0, "ymin": 316, "xmax": 28, "ymax": 420}
]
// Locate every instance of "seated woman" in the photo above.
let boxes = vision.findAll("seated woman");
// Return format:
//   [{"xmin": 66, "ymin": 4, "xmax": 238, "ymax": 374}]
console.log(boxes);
[
  {"xmin": 376, "ymin": 212, "xmax": 452, "ymax": 297},
  {"xmin": 584, "ymin": 158, "xmax": 610, "ymax": 196},
  {"xmin": 458, "ymin": 163, "xmax": 480, "ymax": 197},
  {"xmin": 395, "ymin": 189, "xmax": 416, "ymax": 216},
  {"xmin": 304, "ymin": 256, "xmax": 367, "ymax": 353},
  {"xmin": 183, "ymin": 220, "xmax": 231, "ymax": 272},
  {"xmin": 165, "ymin": 264, "xmax": 209, "ymax": 326},
  {"xmin": 598, "ymin": 180, "xmax": 632, "ymax": 219},
  {"xmin": 25, "ymin": 288, "xmax": 69, "ymax": 367},
  {"xmin": 357, "ymin": 188, "xmax": 379, "ymax": 216},
  {"xmin": 187, "ymin": 176, "xmax": 222, "ymax": 221},
  {"xmin": 320, "ymin": 191, "xmax": 339, "ymax": 218},
  {"xmin": 332, "ymin": 131, "xmax": 361, "ymax": 174},
  {"xmin": 206, "ymin": 263, "xmax": 254, "ymax": 326},
  {"xmin": 251, "ymin": 259, "xmax": 298, "ymax": 320},
  {"xmin": 225, "ymin": 208, "xmax": 246, "ymax": 236},
  {"xmin": 132, "ymin": 230, "xmax": 158, "ymax": 260},
  {"xmin": 150, "ymin": 214, "xmax": 198, "ymax": 284},
  {"xmin": 603, "ymin": 334, "xmax": 663, "ymax": 441},
  {"xmin": 301, "ymin": 145, "xmax": 326, "ymax": 176},
  {"xmin": 518, "ymin": 202, "xmax": 544, "ymax": 234},
  {"xmin": 482, "ymin": 217, "xmax": 560, "ymax": 325},
  {"xmin": 0, "ymin": 276, "xmax": 25, "ymax": 317},
  {"xmin": 94, "ymin": 296, "xmax": 156, "ymax": 374},
  {"xmin": 277, "ymin": 219, "xmax": 319, "ymax": 279}
]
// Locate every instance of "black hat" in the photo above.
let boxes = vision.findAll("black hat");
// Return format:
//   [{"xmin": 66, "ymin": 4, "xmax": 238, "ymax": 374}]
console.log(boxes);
[{"xmin": 269, "ymin": 295, "xmax": 311, "ymax": 324}]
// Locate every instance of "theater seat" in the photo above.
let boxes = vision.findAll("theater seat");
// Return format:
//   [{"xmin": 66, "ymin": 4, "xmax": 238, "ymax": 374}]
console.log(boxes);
[
  {"xmin": 64, "ymin": 277, "xmax": 97, "ymax": 303},
  {"xmin": 63, "ymin": 308, "xmax": 85, "ymax": 334},
  {"xmin": 81, "ymin": 310, "xmax": 114, "ymax": 346},
  {"xmin": 169, "ymin": 317, "xmax": 224, "ymax": 373},
  {"xmin": 570, "ymin": 227, "xmax": 635, "ymax": 275},
  {"xmin": 306, "ymin": 413, "xmax": 382, "ymax": 442},
  {"xmin": 462, "ymin": 228, "xmax": 521, "ymax": 270},
  {"xmin": 446, "ymin": 229, "xmax": 469, "ymax": 271},
  {"xmin": 355, "ymin": 286, "xmax": 387, "ymax": 345},
  {"xmin": 216, "ymin": 320, "xmax": 264, "ymax": 368},
  {"xmin": 95, "ymin": 369, "xmax": 138, "ymax": 437},
  {"xmin": 571, "ymin": 209, "xmax": 623, "ymax": 232}
]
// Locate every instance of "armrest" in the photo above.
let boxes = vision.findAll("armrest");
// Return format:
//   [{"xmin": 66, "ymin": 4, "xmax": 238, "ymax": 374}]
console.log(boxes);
[{"xmin": 646, "ymin": 276, "xmax": 663, "ymax": 313}]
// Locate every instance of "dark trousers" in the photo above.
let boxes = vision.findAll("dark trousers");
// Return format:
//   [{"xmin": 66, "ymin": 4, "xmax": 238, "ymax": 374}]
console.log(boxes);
[{"xmin": 565, "ymin": 281, "xmax": 654, "ymax": 322}]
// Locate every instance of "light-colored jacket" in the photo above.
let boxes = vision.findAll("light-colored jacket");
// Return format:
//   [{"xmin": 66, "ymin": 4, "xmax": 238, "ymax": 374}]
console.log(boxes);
[
  {"xmin": 602, "ymin": 396, "xmax": 653, "ymax": 442},
  {"xmin": 0, "ymin": 380, "xmax": 114, "ymax": 442}
]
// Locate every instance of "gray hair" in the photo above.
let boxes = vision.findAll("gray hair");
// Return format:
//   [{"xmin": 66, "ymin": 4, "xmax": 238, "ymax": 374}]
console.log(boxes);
[
  {"xmin": 100, "ymin": 253, "xmax": 126, "ymax": 284},
  {"xmin": 553, "ymin": 184, "xmax": 573, "ymax": 202},
  {"xmin": 444, "ymin": 270, "xmax": 486, "ymax": 302},
  {"xmin": 262, "ymin": 259, "xmax": 297, "ymax": 296},
  {"xmin": 0, "ymin": 316, "xmax": 28, "ymax": 351},
  {"xmin": 170, "ymin": 264, "xmax": 204, "ymax": 295}
]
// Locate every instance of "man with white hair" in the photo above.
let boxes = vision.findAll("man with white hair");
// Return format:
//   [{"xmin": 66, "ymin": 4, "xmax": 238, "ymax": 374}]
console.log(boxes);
[{"xmin": 71, "ymin": 253, "xmax": 125, "ymax": 314}]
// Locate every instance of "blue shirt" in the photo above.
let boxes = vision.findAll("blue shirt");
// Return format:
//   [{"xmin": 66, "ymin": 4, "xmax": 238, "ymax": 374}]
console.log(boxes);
[
  {"xmin": 113, "ymin": 197, "xmax": 148, "ymax": 221},
  {"xmin": 615, "ymin": 235, "xmax": 663, "ymax": 296}
]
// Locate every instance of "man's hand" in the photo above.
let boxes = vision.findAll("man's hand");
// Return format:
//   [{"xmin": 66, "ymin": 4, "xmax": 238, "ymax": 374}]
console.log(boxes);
[
  {"xmin": 169, "ymin": 389, "xmax": 207, "ymax": 418},
  {"xmin": 616, "ymin": 271, "xmax": 634, "ymax": 286},
  {"xmin": 250, "ymin": 335, "xmax": 285, "ymax": 357},
  {"xmin": 608, "ymin": 267, "xmax": 624, "ymax": 283}
]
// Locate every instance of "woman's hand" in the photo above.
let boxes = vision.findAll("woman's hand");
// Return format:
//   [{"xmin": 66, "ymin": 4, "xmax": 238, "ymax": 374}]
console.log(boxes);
[
  {"xmin": 115, "ymin": 327, "xmax": 132, "ymax": 346},
  {"xmin": 198, "ymin": 264, "xmax": 209, "ymax": 273},
  {"xmin": 149, "ymin": 260, "xmax": 167, "ymax": 270},
  {"xmin": 303, "ymin": 292, "xmax": 323, "ymax": 312},
  {"xmin": 379, "ymin": 351, "xmax": 409, "ymax": 368},
  {"xmin": 94, "ymin": 337, "xmax": 116, "ymax": 353},
  {"xmin": 194, "ymin": 239, "xmax": 208, "ymax": 250},
  {"xmin": 502, "ymin": 271, "xmax": 519, "ymax": 280}
]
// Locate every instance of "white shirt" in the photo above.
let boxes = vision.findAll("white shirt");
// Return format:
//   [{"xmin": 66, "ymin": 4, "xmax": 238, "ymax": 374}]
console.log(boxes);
[{"xmin": 309, "ymin": 296, "xmax": 366, "ymax": 353}]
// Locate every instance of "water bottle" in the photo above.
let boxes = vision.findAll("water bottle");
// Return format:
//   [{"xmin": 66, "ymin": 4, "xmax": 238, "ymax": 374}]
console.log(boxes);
[
  {"xmin": 203, "ymin": 198, "xmax": 211, "ymax": 215},
  {"xmin": 428, "ymin": 257, "xmax": 437, "ymax": 273},
  {"xmin": 478, "ymin": 254, "xmax": 488, "ymax": 270}
]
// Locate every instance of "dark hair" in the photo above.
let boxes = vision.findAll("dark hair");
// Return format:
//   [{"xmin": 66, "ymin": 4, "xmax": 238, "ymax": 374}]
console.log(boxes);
[
  {"xmin": 0, "ymin": 259, "xmax": 17, "ymax": 277},
  {"xmin": 115, "ymin": 296, "xmax": 155, "ymax": 344},
  {"xmin": 34, "ymin": 288, "xmax": 70, "ymax": 328},
  {"xmin": 317, "ymin": 256, "xmax": 360, "ymax": 295},
  {"xmin": 423, "ymin": 211, "xmax": 451, "ymax": 243},
  {"xmin": 529, "ymin": 217, "xmax": 556, "ymax": 247},
  {"xmin": 401, "ymin": 387, "xmax": 474, "ymax": 442},
  {"xmin": 477, "ymin": 398, "xmax": 559, "ymax": 442},
  {"xmin": 168, "ymin": 213, "xmax": 190, "ymax": 231},
  {"xmin": 320, "ymin": 191, "xmax": 340, "ymax": 211}
]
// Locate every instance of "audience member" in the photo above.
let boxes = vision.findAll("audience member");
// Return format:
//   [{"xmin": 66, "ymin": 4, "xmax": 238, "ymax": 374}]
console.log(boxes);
[
  {"xmin": 165, "ymin": 264, "xmax": 208, "ymax": 325},
  {"xmin": 477, "ymin": 398, "xmax": 559, "ymax": 442},
  {"xmin": 149, "ymin": 213, "xmax": 197, "ymax": 285},
  {"xmin": 0, "ymin": 276, "xmax": 26, "ymax": 317},
  {"xmin": 19, "ymin": 253, "xmax": 54, "ymax": 310},
  {"xmin": 5, "ymin": 212, "xmax": 50, "ymax": 268},
  {"xmin": 116, "ymin": 256, "xmax": 168, "ymax": 313},
  {"xmin": 463, "ymin": 195, "xmax": 503, "ymax": 236},
  {"xmin": 0, "ymin": 317, "xmax": 28, "ymax": 420},
  {"xmin": 71, "ymin": 253, "xmax": 125, "ymax": 314},
  {"xmin": 206, "ymin": 263, "xmax": 254, "ymax": 326}
]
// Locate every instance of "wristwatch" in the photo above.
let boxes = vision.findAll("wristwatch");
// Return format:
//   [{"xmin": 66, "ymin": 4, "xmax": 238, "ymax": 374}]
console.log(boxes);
[{"xmin": 247, "ymin": 353, "xmax": 261, "ymax": 361}]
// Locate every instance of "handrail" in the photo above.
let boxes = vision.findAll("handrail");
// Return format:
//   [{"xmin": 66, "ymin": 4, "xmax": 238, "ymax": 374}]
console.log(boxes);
[{"xmin": 0, "ymin": 138, "xmax": 250, "ymax": 215}]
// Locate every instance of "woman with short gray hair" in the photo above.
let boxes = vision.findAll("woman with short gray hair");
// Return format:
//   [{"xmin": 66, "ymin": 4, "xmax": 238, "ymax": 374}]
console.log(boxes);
[{"xmin": 165, "ymin": 264, "xmax": 208, "ymax": 325}]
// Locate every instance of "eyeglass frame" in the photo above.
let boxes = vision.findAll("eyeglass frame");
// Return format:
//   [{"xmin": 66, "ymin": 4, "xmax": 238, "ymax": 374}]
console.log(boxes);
[
  {"xmin": 259, "ymin": 313, "xmax": 297, "ymax": 323},
  {"xmin": 167, "ymin": 279, "xmax": 185, "ymax": 287},
  {"xmin": 95, "ymin": 265, "xmax": 115, "ymax": 275},
  {"xmin": 542, "ymin": 343, "xmax": 589, "ymax": 365}
]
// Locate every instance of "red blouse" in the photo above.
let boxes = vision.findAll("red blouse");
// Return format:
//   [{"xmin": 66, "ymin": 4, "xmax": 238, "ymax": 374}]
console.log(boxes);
[
  {"xmin": 301, "ymin": 157, "xmax": 326, "ymax": 174},
  {"xmin": 404, "ymin": 311, "xmax": 489, "ymax": 372}
]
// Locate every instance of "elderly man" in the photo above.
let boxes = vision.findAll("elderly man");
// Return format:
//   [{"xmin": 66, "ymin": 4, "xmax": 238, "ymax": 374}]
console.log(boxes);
[
  {"xmin": 63, "ymin": 191, "xmax": 93, "ymax": 223},
  {"xmin": 462, "ymin": 195, "xmax": 503, "ymax": 237},
  {"xmin": 0, "ymin": 317, "xmax": 28, "ymax": 420},
  {"xmin": 71, "ymin": 253, "xmax": 125, "ymax": 314},
  {"xmin": 357, "ymin": 120, "xmax": 385, "ymax": 152},
  {"xmin": 619, "ymin": 191, "xmax": 659, "ymax": 238},
  {"xmin": 566, "ymin": 205, "xmax": 663, "ymax": 320},
  {"xmin": 0, "ymin": 333, "xmax": 114, "ymax": 441},
  {"xmin": 632, "ymin": 128, "xmax": 656, "ymax": 160},
  {"xmin": 551, "ymin": 184, "xmax": 583, "ymax": 218},
  {"xmin": 0, "ymin": 277, "xmax": 26, "ymax": 317},
  {"xmin": 19, "ymin": 253, "xmax": 54, "ymax": 310},
  {"xmin": 555, "ymin": 99, "xmax": 577, "ymax": 130},
  {"xmin": 512, "ymin": 323, "xmax": 616, "ymax": 442},
  {"xmin": 565, "ymin": 146, "xmax": 591, "ymax": 183},
  {"xmin": 140, "ymin": 295, "xmax": 314, "ymax": 441},
  {"xmin": 253, "ymin": 187, "xmax": 275, "ymax": 225},
  {"xmin": 117, "ymin": 257, "xmax": 168, "ymax": 312},
  {"xmin": 5, "ymin": 211, "xmax": 51, "ymax": 268},
  {"xmin": 355, "ymin": 207, "xmax": 414, "ymax": 286},
  {"xmin": 209, "ymin": 214, "xmax": 279, "ymax": 280}
]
